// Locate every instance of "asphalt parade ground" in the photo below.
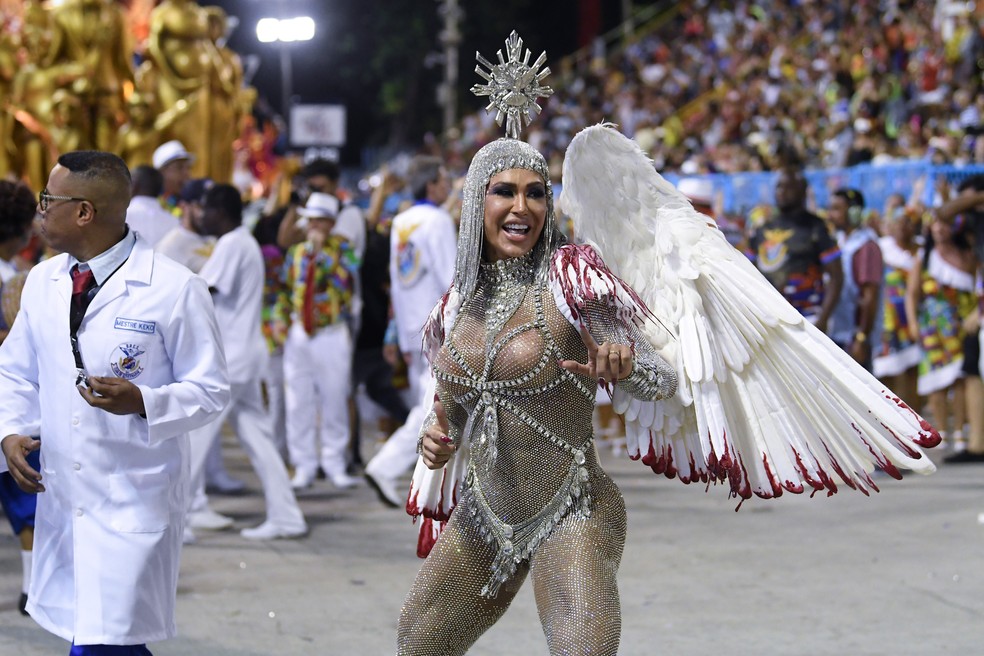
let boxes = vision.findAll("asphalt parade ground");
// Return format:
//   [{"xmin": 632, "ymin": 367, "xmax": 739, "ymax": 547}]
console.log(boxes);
[{"xmin": 2, "ymin": 438, "xmax": 983, "ymax": 655}]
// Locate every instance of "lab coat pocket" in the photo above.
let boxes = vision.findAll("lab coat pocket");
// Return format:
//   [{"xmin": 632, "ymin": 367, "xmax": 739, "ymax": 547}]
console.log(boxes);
[{"xmin": 107, "ymin": 471, "xmax": 170, "ymax": 533}]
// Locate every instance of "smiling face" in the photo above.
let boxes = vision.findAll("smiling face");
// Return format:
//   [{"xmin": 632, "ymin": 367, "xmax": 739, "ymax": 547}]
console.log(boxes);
[{"xmin": 482, "ymin": 168, "xmax": 547, "ymax": 263}]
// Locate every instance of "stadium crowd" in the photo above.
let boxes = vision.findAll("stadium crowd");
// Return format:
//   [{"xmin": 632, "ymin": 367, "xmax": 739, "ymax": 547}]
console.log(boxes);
[{"xmin": 447, "ymin": 0, "xmax": 984, "ymax": 178}]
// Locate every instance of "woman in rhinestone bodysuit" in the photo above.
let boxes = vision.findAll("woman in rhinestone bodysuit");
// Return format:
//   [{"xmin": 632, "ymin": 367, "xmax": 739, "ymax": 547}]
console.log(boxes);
[{"xmin": 396, "ymin": 137, "xmax": 677, "ymax": 655}]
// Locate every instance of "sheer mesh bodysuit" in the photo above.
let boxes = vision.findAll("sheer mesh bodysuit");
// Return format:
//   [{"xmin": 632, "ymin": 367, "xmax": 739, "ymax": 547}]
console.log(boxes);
[{"xmin": 398, "ymin": 252, "xmax": 674, "ymax": 655}]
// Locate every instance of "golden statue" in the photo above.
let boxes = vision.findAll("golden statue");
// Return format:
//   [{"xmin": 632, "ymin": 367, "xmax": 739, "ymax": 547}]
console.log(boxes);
[
  {"xmin": 147, "ymin": 0, "xmax": 213, "ymax": 177},
  {"xmin": 49, "ymin": 89, "xmax": 84, "ymax": 156},
  {"xmin": 204, "ymin": 6, "xmax": 243, "ymax": 183},
  {"xmin": 21, "ymin": 0, "xmax": 52, "ymax": 54},
  {"xmin": 0, "ymin": 26, "xmax": 18, "ymax": 177},
  {"xmin": 119, "ymin": 91, "xmax": 193, "ymax": 169},
  {"xmin": 45, "ymin": 0, "xmax": 134, "ymax": 152},
  {"xmin": 8, "ymin": 50, "xmax": 88, "ymax": 192}
]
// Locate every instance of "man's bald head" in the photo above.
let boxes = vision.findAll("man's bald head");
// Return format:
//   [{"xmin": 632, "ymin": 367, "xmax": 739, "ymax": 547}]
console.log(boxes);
[{"xmin": 56, "ymin": 151, "xmax": 132, "ymax": 224}]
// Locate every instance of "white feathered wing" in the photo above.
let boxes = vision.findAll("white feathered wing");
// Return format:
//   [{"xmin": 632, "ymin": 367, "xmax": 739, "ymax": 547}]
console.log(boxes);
[{"xmin": 559, "ymin": 124, "xmax": 940, "ymax": 502}]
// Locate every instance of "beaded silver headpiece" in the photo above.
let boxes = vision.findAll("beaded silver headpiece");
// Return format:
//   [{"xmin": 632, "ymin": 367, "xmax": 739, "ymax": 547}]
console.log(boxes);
[
  {"xmin": 454, "ymin": 32, "xmax": 563, "ymax": 299},
  {"xmin": 471, "ymin": 31, "xmax": 554, "ymax": 140}
]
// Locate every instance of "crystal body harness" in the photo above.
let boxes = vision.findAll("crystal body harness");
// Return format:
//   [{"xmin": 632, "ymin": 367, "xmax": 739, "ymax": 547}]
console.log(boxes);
[{"xmin": 431, "ymin": 248, "xmax": 676, "ymax": 597}]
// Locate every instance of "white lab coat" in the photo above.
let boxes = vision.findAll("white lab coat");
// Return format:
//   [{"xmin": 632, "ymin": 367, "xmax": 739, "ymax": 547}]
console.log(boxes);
[{"xmin": 0, "ymin": 237, "xmax": 229, "ymax": 645}]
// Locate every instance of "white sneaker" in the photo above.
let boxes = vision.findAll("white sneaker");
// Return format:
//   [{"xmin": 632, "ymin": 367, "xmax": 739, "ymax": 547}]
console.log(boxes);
[
  {"xmin": 240, "ymin": 521, "xmax": 308, "ymax": 541},
  {"xmin": 188, "ymin": 508, "xmax": 234, "ymax": 530},
  {"xmin": 365, "ymin": 470, "xmax": 402, "ymax": 508},
  {"xmin": 290, "ymin": 468, "xmax": 316, "ymax": 490},
  {"xmin": 327, "ymin": 471, "xmax": 360, "ymax": 490},
  {"xmin": 182, "ymin": 526, "xmax": 197, "ymax": 545}
]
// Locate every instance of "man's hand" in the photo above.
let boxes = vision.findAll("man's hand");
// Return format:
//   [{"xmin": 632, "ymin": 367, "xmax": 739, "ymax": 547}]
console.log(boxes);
[
  {"xmin": 420, "ymin": 400, "xmax": 455, "ymax": 470},
  {"xmin": 1, "ymin": 435, "xmax": 43, "ymax": 493},
  {"xmin": 559, "ymin": 326, "xmax": 634, "ymax": 385},
  {"xmin": 78, "ymin": 376, "xmax": 145, "ymax": 415}
]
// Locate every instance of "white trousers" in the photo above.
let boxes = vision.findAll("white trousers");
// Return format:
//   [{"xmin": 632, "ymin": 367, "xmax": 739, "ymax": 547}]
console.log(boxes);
[
  {"xmin": 263, "ymin": 352, "xmax": 288, "ymax": 458},
  {"xmin": 187, "ymin": 380, "xmax": 305, "ymax": 528},
  {"xmin": 284, "ymin": 322, "xmax": 353, "ymax": 478},
  {"xmin": 366, "ymin": 355, "xmax": 431, "ymax": 481},
  {"xmin": 203, "ymin": 432, "xmax": 231, "ymax": 482}
]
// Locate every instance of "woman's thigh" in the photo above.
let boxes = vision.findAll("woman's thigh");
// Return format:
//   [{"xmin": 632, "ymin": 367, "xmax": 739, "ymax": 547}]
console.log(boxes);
[
  {"xmin": 398, "ymin": 507, "xmax": 530, "ymax": 656},
  {"xmin": 529, "ymin": 488, "xmax": 627, "ymax": 656}
]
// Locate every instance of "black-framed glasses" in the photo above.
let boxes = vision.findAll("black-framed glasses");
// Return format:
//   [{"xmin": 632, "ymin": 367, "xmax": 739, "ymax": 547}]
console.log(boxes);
[{"xmin": 39, "ymin": 188, "xmax": 89, "ymax": 212}]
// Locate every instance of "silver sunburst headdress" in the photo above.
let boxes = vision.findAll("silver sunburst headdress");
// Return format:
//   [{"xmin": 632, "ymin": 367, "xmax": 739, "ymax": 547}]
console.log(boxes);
[
  {"xmin": 471, "ymin": 31, "xmax": 554, "ymax": 140},
  {"xmin": 453, "ymin": 31, "xmax": 564, "ymax": 299}
]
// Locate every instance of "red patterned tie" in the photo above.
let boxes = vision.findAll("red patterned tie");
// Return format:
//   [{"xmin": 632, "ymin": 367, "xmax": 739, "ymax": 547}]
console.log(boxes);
[
  {"xmin": 301, "ymin": 252, "xmax": 317, "ymax": 335},
  {"xmin": 70, "ymin": 265, "xmax": 96, "ymax": 315}
]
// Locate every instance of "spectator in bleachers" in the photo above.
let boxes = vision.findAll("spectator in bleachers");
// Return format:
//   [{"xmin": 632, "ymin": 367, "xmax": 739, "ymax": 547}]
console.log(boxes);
[
  {"xmin": 827, "ymin": 188, "xmax": 883, "ymax": 369},
  {"xmin": 444, "ymin": 1, "xmax": 982, "ymax": 176},
  {"xmin": 748, "ymin": 165, "xmax": 843, "ymax": 332},
  {"xmin": 874, "ymin": 204, "xmax": 922, "ymax": 408},
  {"xmin": 906, "ymin": 212, "xmax": 977, "ymax": 451},
  {"xmin": 936, "ymin": 174, "xmax": 984, "ymax": 463}
]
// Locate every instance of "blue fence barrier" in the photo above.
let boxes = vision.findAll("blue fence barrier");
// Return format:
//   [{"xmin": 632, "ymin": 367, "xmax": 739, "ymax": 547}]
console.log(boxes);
[{"xmin": 664, "ymin": 163, "xmax": 984, "ymax": 217}]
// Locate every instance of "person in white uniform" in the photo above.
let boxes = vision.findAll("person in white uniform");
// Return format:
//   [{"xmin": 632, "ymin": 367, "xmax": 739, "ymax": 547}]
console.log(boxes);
[
  {"xmin": 124, "ymin": 166, "xmax": 179, "ymax": 247},
  {"xmin": 364, "ymin": 156, "xmax": 455, "ymax": 506},
  {"xmin": 152, "ymin": 140, "xmax": 193, "ymax": 215},
  {"xmin": 184, "ymin": 183, "xmax": 307, "ymax": 540},
  {"xmin": 0, "ymin": 151, "xmax": 229, "ymax": 655},
  {"xmin": 157, "ymin": 174, "xmax": 246, "ymax": 502},
  {"xmin": 155, "ymin": 178, "xmax": 215, "ymax": 274},
  {"xmin": 278, "ymin": 193, "xmax": 361, "ymax": 490}
]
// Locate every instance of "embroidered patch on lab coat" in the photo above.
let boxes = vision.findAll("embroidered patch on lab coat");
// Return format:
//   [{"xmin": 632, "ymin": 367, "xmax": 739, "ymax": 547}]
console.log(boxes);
[
  {"xmin": 395, "ymin": 223, "xmax": 426, "ymax": 286},
  {"xmin": 110, "ymin": 343, "xmax": 146, "ymax": 380},
  {"xmin": 114, "ymin": 317, "xmax": 156, "ymax": 334}
]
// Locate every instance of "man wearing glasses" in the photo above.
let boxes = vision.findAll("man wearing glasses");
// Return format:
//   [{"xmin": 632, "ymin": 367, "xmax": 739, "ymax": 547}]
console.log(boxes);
[{"xmin": 0, "ymin": 151, "xmax": 230, "ymax": 655}]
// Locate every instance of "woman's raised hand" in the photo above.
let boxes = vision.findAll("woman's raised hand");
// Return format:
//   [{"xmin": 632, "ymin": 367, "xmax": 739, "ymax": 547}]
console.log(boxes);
[{"xmin": 559, "ymin": 325, "xmax": 633, "ymax": 385}]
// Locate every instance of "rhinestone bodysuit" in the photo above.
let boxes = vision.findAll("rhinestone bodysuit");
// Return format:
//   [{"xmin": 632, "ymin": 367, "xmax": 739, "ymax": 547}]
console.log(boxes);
[{"xmin": 399, "ymin": 247, "xmax": 675, "ymax": 655}]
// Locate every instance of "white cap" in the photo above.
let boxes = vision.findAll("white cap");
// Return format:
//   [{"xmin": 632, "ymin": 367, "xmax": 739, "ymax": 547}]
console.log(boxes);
[
  {"xmin": 677, "ymin": 178, "xmax": 713, "ymax": 205},
  {"xmin": 152, "ymin": 140, "xmax": 195, "ymax": 169},
  {"xmin": 297, "ymin": 192, "xmax": 339, "ymax": 219}
]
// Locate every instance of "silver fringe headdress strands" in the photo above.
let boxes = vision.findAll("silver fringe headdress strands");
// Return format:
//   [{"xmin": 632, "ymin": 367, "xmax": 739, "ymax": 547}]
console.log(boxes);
[{"xmin": 453, "ymin": 32, "xmax": 563, "ymax": 300}]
